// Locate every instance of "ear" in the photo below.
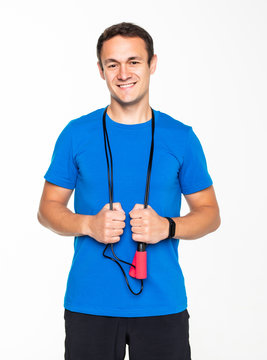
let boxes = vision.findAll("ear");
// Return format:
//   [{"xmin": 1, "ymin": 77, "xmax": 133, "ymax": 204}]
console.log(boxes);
[
  {"xmin": 149, "ymin": 54, "xmax": 158, "ymax": 75},
  {"xmin": 97, "ymin": 61, "xmax": 105, "ymax": 80}
]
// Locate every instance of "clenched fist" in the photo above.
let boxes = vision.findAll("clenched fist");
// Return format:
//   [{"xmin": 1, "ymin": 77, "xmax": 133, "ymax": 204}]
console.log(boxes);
[{"xmin": 91, "ymin": 202, "xmax": 126, "ymax": 244}]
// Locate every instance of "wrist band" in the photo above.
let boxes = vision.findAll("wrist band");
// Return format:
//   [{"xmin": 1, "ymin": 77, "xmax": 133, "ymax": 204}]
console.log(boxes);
[{"xmin": 165, "ymin": 217, "xmax": 176, "ymax": 238}]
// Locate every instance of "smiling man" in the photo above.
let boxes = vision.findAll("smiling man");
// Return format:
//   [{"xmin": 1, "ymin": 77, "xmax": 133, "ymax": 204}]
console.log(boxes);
[
  {"xmin": 98, "ymin": 35, "xmax": 156, "ymax": 113},
  {"xmin": 38, "ymin": 22, "xmax": 220, "ymax": 360}
]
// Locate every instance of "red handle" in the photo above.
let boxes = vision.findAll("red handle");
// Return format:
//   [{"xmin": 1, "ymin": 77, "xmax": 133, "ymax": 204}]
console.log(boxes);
[{"xmin": 129, "ymin": 250, "xmax": 147, "ymax": 279}]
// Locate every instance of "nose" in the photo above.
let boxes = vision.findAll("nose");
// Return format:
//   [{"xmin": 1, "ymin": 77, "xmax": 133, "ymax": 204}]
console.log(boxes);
[{"xmin": 117, "ymin": 64, "xmax": 131, "ymax": 81}]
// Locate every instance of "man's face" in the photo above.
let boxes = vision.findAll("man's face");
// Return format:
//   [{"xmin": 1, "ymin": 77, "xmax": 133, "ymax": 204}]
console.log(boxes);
[{"xmin": 98, "ymin": 35, "xmax": 157, "ymax": 106}]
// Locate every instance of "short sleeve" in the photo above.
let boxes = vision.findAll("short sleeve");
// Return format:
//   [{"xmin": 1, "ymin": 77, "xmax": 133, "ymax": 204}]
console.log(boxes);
[
  {"xmin": 44, "ymin": 121, "xmax": 78, "ymax": 189},
  {"xmin": 179, "ymin": 127, "xmax": 213, "ymax": 195}
]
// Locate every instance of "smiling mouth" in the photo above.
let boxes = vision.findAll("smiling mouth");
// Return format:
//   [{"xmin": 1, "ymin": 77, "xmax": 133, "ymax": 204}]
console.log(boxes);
[{"xmin": 117, "ymin": 82, "xmax": 136, "ymax": 88}]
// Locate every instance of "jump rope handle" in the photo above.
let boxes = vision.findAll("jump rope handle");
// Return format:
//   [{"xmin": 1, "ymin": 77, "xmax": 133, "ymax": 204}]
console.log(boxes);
[{"xmin": 129, "ymin": 242, "xmax": 147, "ymax": 279}]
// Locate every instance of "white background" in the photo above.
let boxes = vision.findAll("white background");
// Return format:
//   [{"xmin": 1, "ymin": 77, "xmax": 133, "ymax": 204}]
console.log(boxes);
[{"xmin": 1, "ymin": 0, "xmax": 266, "ymax": 359}]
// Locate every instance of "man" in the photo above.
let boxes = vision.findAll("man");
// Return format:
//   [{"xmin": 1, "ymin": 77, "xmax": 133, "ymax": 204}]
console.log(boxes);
[{"xmin": 38, "ymin": 22, "xmax": 220, "ymax": 360}]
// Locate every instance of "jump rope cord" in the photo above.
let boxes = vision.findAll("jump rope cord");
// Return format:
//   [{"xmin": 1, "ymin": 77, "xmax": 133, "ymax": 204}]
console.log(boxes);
[{"xmin": 102, "ymin": 106, "xmax": 155, "ymax": 295}]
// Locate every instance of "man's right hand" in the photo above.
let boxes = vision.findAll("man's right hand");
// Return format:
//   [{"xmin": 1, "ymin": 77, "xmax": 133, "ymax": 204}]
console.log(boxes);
[
  {"xmin": 38, "ymin": 181, "xmax": 126, "ymax": 241},
  {"xmin": 88, "ymin": 202, "xmax": 126, "ymax": 244}
]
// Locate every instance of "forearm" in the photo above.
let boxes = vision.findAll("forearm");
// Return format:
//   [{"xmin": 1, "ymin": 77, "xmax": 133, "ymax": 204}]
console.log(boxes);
[
  {"xmin": 37, "ymin": 200, "xmax": 93, "ymax": 237},
  {"xmin": 172, "ymin": 206, "xmax": 221, "ymax": 240}
]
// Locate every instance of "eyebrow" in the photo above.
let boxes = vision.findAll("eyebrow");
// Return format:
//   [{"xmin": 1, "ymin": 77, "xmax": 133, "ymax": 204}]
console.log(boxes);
[{"xmin": 103, "ymin": 56, "xmax": 143, "ymax": 65}]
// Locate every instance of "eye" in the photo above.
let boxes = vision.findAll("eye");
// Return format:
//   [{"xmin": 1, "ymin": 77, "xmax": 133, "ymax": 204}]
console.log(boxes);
[
  {"xmin": 108, "ymin": 64, "xmax": 117, "ymax": 68},
  {"xmin": 130, "ymin": 61, "xmax": 139, "ymax": 65}
]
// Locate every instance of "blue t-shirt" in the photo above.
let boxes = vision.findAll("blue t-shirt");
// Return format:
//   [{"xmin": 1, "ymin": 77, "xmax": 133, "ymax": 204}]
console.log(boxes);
[{"xmin": 44, "ymin": 107, "xmax": 213, "ymax": 317}]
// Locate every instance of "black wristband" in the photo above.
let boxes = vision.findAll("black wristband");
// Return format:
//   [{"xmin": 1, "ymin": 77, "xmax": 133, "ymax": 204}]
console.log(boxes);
[{"xmin": 165, "ymin": 217, "xmax": 176, "ymax": 239}]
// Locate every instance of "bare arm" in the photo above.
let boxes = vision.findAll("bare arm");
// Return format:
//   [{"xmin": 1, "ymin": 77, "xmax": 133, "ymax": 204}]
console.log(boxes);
[
  {"xmin": 172, "ymin": 185, "xmax": 221, "ymax": 240},
  {"xmin": 37, "ymin": 180, "xmax": 126, "ymax": 244},
  {"xmin": 37, "ymin": 181, "xmax": 93, "ymax": 237}
]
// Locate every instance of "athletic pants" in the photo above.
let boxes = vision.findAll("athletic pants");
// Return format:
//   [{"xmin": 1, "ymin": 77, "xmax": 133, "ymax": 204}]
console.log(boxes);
[{"xmin": 64, "ymin": 308, "xmax": 191, "ymax": 360}]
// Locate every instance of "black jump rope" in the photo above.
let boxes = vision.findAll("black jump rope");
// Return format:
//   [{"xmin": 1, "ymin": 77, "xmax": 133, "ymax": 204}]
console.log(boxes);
[{"xmin": 102, "ymin": 106, "xmax": 155, "ymax": 295}]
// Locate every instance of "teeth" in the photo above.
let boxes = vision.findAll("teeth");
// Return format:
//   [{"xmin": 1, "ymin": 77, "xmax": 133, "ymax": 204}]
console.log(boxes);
[{"xmin": 119, "ymin": 83, "xmax": 135, "ymax": 88}]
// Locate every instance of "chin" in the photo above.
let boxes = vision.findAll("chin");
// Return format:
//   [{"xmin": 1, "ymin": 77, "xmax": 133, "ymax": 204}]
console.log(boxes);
[{"xmin": 111, "ymin": 94, "xmax": 144, "ymax": 107}]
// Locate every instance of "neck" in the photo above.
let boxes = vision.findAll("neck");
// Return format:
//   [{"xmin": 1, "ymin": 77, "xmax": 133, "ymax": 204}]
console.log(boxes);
[{"xmin": 107, "ymin": 100, "xmax": 152, "ymax": 125}]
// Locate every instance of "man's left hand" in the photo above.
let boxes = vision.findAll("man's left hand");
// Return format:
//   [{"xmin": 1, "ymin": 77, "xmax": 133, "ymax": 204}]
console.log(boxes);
[{"xmin": 129, "ymin": 204, "xmax": 169, "ymax": 244}]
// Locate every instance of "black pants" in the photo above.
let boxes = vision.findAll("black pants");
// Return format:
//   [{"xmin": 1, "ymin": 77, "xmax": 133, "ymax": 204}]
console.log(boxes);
[{"xmin": 64, "ymin": 308, "xmax": 191, "ymax": 360}]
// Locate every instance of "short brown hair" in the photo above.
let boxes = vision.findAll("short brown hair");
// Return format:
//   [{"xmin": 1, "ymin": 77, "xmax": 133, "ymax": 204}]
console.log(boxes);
[{"xmin": 97, "ymin": 22, "xmax": 154, "ymax": 71}]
